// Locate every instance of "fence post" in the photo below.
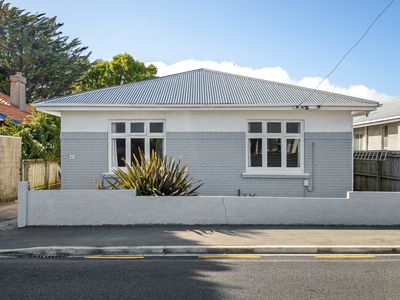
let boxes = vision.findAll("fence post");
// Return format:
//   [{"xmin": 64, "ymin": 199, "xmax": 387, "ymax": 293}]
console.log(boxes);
[
  {"xmin": 21, "ymin": 160, "xmax": 29, "ymax": 181},
  {"xmin": 17, "ymin": 181, "xmax": 29, "ymax": 228},
  {"xmin": 376, "ymin": 160, "xmax": 383, "ymax": 191},
  {"xmin": 45, "ymin": 160, "xmax": 50, "ymax": 190}
]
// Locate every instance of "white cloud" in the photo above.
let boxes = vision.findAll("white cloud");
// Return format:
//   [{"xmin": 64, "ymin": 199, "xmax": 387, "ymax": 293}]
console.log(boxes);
[{"xmin": 147, "ymin": 59, "xmax": 397, "ymax": 103}]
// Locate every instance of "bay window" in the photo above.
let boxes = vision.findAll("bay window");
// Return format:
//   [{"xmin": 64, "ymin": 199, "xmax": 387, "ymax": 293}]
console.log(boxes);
[
  {"xmin": 109, "ymin": 120, "xmax": 165, "ymax": 170},
  {"xmin": 247, "ymin": 120, "xmax": 303, "ymax": 172}
]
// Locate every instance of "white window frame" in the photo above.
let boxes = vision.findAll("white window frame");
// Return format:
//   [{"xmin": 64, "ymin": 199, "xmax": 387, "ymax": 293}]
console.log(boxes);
[
  {"xmin": 108, "ymin": 120, "xmax": 166, "ymax": 172},
  {"xmin": 382, "ymin": 125, "xmax": 389, "ymax": 150},
  {"xmin": 354, "ymin": 133, "xmax": 364, "ymax": 151},
  {"xmin": 246, "ymin": 120, "xmax": 304, "ymax": 174}
]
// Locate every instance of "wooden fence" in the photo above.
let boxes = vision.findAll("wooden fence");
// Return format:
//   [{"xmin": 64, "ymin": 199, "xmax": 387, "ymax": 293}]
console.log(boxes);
[
  {"xmin": 22, "ymin": 159, "xmax": 61, "ymax": 190},
  {"xmin": 354, "ymin": 151, "xmax": 400, "ymax": 191}
]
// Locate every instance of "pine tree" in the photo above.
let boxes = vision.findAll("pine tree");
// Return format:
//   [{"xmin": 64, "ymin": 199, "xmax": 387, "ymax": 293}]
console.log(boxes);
[{"xmin": 0, "ymin": 1, "xmax": 91, "ymax": 102}]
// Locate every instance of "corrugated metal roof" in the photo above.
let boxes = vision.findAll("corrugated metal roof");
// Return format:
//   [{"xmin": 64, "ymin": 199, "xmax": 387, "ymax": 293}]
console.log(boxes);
[
  {"xmin": 36, "ymin": 69, "xmax": 379, "ymax": 107},
  {"xmin": 354, "ymin": 99, "xmax": 400, "ymax": 125}
]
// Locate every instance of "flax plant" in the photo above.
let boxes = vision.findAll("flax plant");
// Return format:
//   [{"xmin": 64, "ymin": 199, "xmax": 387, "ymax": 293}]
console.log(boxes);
[{"xmin": 113, "ymin": 151, "xmax": 203, "ymax": 196}]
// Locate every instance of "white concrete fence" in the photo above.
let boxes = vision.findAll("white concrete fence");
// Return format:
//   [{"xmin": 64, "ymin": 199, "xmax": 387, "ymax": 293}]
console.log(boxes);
[{"xmin": 17, "ymin": 182, "xmax": 400, "ymax": 227}]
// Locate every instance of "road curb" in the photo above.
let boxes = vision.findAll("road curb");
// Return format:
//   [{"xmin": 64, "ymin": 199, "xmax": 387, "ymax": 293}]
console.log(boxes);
[
  {"xmin": 1, "ymin": 245, "xmax": 400, "ymax": 256},
  {"xmin": 0, "ymin": 246, "xmax": 164, "ymax": 256},
  {"xmin": 165, "ymin": 245, "xmax": 400, "ymax": 254}
]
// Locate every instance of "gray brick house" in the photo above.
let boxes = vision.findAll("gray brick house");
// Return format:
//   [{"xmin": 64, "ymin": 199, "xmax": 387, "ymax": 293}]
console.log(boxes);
[{"xmin": 35, "ymin": 69, "xmax": 379, "ymax": 197}]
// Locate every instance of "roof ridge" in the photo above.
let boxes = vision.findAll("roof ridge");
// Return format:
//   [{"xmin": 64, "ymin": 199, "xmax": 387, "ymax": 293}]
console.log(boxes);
[
  {"xmin": 41, "ymin": 68, "xmax": 377, "ymax": 104},
  {"xmin": 196, "ymin": 68, "xmax": 378, "ymax": 103},
  {"xmin": 35, "ymin": 68, "xmax": 380, "ymax": 107},
  {"xmin": 36, "ymin": 69, "xmax": 209, "ymax": 103}
]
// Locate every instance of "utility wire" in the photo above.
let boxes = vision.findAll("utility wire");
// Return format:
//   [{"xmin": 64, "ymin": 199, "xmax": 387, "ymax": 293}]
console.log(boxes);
[{"xmin": 297, "ymin": 0, "xmax": 395, "ymax": 107}]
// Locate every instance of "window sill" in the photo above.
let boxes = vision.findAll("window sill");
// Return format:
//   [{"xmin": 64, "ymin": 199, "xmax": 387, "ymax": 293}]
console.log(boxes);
[
  {"xmin": 242, "ymin": 172, "xmax": 310, "ymax": 179},
  {"xmin": 103, "ymin": 172, "xmax": 117, "ymax": 176}
]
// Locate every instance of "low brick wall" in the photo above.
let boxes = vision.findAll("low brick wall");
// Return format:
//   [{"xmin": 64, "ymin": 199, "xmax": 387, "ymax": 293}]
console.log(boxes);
[
  {"xmin": 0, "ymin": 136, "xmax": 21, "ymax": 202},
  {"xmin": 17, "ymin": 182, "xmax": 400, "ymax": 227}
]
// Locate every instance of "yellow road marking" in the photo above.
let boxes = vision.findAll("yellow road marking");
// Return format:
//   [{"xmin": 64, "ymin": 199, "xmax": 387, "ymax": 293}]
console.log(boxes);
[
  {"xmin": 199, "ymin": 255, "xmax": 262, "ymax": 259},
  {"xmin": 315, "ymin": 255, "xmax": 375, "ymax": 259},
  {"xmin": 84, "ymin": 255, "xmax": 144, "ymax": 260}
]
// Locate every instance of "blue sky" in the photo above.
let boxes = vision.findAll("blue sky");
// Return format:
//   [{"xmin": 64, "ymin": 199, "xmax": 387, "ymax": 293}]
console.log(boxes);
[{"xmin": 8, "ymin": 0, "xmax": 400, "ymax": 99}]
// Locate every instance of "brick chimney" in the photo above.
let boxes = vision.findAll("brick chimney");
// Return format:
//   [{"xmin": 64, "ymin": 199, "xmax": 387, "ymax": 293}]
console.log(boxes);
[{"xmin": 10, "ymin": 72, "xmax": 26, "ymax": 111}]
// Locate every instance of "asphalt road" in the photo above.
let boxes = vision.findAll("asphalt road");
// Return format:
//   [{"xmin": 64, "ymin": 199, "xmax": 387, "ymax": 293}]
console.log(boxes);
[{"xmin": 1, "ymin": 256, "xmax": 400, "ymax": 299}]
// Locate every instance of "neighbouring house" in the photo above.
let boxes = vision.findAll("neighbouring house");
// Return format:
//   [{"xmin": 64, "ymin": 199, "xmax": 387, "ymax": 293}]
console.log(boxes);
[
  {"xmin": 34, "ymin": 69, "xmax": 379, "ymax": 197},
  {"xmin": 0, "ymin": 73, "xmax": 31, "ymax": 125},
  {"xmin": 353, "ymin": 99, "xmax": 400, "ymax": 151}
]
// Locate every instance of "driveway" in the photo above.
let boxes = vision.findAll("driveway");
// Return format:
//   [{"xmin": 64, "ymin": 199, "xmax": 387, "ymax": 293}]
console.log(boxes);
[{"xmin": 0, "ymin": 201, "xmax": 17, "ymax": 230}]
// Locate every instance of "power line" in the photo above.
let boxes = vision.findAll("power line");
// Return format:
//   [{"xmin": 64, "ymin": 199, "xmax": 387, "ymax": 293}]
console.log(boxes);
[{"xmin": 297, "ymin": 0, "xmax": 395, "ymax": 107}]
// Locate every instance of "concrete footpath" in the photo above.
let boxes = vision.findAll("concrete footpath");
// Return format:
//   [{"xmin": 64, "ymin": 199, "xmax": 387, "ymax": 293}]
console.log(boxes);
[
  {"xmin": 0, "ymin": 201, "xmax": 17, "ymax": 221},
  {"xmin": 0, "ymin": 201, "xmax": 17, "ymax": 231},
  {"xmin": 1, "ymin": 225, "xmax": 400, "ymax": 256}
]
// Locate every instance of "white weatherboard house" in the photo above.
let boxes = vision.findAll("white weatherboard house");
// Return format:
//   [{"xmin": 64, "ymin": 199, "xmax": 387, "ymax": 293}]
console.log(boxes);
[
  {"xmin": 35, "ymin": 69, "xmax": 379, "ymax": 197},
  {"xmin": 353, "ymin": 99, "xmax": 400, "ymax": 151}
]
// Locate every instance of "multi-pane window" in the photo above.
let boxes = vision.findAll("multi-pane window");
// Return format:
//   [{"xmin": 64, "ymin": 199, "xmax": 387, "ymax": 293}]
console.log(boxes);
[
  {"xmin": 247, "ymin": 121, "xmax": 303, "ymax": 171},
  {"xmin": 109, "ymin": 120, "xmax": 165, "ymax": 169},
  {"xmin": 354, "ymin": 133, "xmax": 364, "ymax": 151}
]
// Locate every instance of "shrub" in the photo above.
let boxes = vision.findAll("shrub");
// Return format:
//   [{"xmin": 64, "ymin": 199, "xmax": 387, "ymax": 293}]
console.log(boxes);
[
  {"xmin": 0, "ymin": 110, "xmax": 60, "ymax": 160},
  {"xmin": 113, "ymin": 151, "xmax": 203, "ymax": 196}
]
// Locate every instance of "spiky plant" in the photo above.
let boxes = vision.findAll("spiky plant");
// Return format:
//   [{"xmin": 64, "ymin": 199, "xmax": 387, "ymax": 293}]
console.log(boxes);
[{"xmin": 113, "ymin": 151, "xmax": 203, "ymax": 196}]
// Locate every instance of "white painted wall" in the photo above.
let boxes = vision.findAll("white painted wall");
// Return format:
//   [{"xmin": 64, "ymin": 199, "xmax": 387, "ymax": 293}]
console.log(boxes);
[
  {"xmin": 388, "ymin": 122, "xmax": 399, "ymax": 150},
  {"xmin": 61, "ymin": 110, "xmax": 353, "ymax": 133},
  {"xmin": 367, "ymin": 125, "xmax": 382, "ymax": 150},
  {"xmin": 18, "ymin": 183, "xmax": 400, "ymax": 226}
]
